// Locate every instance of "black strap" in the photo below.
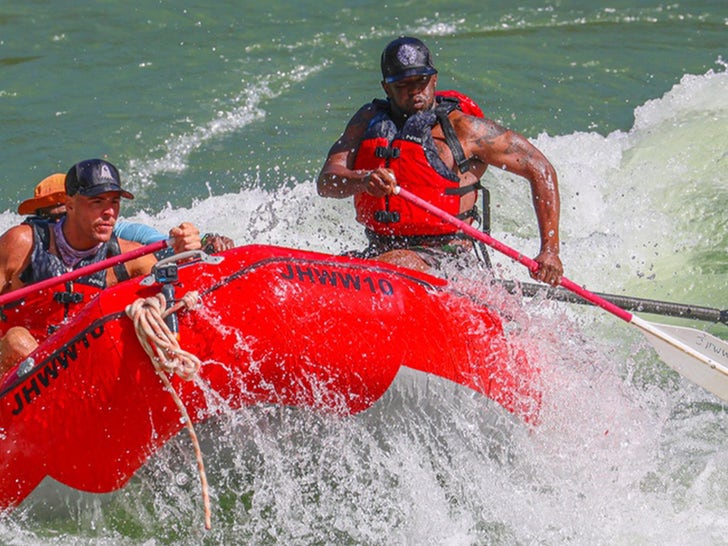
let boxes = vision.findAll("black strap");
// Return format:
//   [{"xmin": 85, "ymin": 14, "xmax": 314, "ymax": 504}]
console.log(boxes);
[
  {"xmin": 375, "ymin": 146, "xmax": 400, "ymax": 159},
  {"xmin": 435, "ymin": 109, "xmax": 472, "ymax": 174},
  {"xmin": 457, "ymin": 207, "xmax": 480, "ymax": 222},
  {"xmin": 481, "ymin": 187, "xmax": 491, "ymax": 234},
  {"xmin": 364, "ymin": 229, "xmax": 471, "ymax": 251},
  {"xmin": 444, "ymin": 181, "xmax": 482, "ymax": 196},
  {"xmin": 435, "ymin": 106, "xmax": 493, "ymax": 267},
  {"xmin": 108, "ymin": 235, "xmax": 131, "ymax": 282},
  {"xmin": 445, "ymin": 182, "xmax": 482, "ymax": 223}
]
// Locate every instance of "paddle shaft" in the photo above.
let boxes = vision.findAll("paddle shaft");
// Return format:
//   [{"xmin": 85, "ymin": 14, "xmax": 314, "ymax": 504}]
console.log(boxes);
[
  {"xmin": 395, "ymin": 187, "xmax": 634, "ymax": 322},
  {"xmin": 496, "ymin": 279, "xmax": 727, "ymax": 325},
  {"xmin": 396, "ymin": 186, "xmax": 728, "ymax": 392},
  {"xmin": 0, "ymin": 239, "xmax": 169, "ymax": 307}
]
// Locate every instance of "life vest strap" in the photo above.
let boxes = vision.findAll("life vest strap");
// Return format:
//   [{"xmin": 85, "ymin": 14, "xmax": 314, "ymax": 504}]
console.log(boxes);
[
  {"xmin": 457, "ymin": 207, "xmax": 480, "ymax": 223},
  {"xmin": 435, "ymin": 108, "xmax": 472, "ymax": 174},
  {"xmin": 444, "ymin": 181, "xmax": 482, "ymax": 196},
  {"xmin": 375, "ymin": 146, "xmax": 400, "ymax": 159},
  {"xmin": 108, "ymin": 237, "xmax": 131, "ymax": 283},
  {"xmin": 52, "ymin": 291, "xmax": 84, "ymax": 305},
  {"xmin": 365, "ymin": 228, "xmax": 471, "ymax": 251}
]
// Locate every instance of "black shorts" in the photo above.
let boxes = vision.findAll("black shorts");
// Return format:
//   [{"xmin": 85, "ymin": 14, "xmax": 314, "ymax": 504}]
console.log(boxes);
[{"xmin": 347, "ymin": 229, "xmax": 488, "ymax": 270}]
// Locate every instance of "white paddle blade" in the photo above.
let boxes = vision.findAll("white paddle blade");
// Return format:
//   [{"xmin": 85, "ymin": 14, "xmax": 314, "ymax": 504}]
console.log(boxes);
[{"xmin": 633, "ymin": 317, "xmax": 728, "ymax": 402}]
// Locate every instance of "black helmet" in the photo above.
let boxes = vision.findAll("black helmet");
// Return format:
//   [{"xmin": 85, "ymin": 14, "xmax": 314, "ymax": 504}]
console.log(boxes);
[{"xmin": 380, "ymin": 36, "xmax": 438, "ymax": 83}]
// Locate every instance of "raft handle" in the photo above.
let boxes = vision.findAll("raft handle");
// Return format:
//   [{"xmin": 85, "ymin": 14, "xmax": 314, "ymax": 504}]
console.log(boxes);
[{"xmin": 140, "ymin": 250, "xmax": 224, "ymax": 286}]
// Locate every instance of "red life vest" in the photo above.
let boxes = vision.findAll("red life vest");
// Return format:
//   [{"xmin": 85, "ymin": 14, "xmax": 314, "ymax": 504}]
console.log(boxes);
[
  {"xmin": 436, "ymin": 89, "xmax": 485, "ymax": 117},
  {"xmin": 0, "ymin": 283, "xmax": 100, "ymax": 341},
  {"xmin": 353, "ymin": 91, "xmax": 484, "ymax": 237}
]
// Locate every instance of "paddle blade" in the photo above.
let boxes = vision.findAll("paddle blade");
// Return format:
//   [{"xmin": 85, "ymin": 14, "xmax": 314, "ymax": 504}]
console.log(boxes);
[{"xmin": 636, "ymin": 319, "xmax": 728, "ymax": 401}]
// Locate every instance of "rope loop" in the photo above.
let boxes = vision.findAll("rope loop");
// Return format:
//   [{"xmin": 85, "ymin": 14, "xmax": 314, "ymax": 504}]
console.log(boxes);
[
  {"xmin": 125, "ymin": 288, "xmax": 211, "ymax": 530},
  {"xmin": 125, "ymin": 290, "xmax": 201, "ymax": 380}
]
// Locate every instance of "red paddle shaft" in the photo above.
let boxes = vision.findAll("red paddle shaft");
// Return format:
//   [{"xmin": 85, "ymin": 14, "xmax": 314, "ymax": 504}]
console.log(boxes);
[
  {"xmin": 0, "ymin": 239, "xmax": 169, "ymax": 307},
  {"xmin": 395, "ymin": 187, "xmax": 632, "ymax": 322}
]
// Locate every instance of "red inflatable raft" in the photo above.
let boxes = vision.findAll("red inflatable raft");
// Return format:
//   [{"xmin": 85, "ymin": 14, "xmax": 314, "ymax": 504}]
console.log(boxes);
[{"xmin": 0, "ymin": 244, "xmax": 540, "ymax": 512}]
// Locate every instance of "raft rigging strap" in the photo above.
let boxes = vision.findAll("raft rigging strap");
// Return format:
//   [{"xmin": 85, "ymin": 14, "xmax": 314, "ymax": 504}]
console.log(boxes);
[{"xmin": 125, "ymin": 289, "xmax": 212, "ymax": 530}]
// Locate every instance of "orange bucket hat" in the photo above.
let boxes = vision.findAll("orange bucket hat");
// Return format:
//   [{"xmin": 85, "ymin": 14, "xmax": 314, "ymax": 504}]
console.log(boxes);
[{"xmin": 17, "ymin": 173, "xmax": 67, "ymax": 215}]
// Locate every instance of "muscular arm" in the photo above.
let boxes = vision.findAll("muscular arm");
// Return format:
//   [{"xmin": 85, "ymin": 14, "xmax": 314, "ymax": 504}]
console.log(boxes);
[
  {"xmin": 317, "ymin": 104, "xmax": 397, "ymax": 198},
  {"xmin": 115, "ymin": 222, "xmax": 202, "ymax": 282},
  {"xmin": 0, "ymin": 225, "xmax": 34, "ymax": 295},
  {"xmin": 117, "ymin": 239, "xmax": 156, "ymax": 280},
  {"xmin": 113, "ymin": 221, "xmax": 166, "ymax": 244},
  {"xmin": 464, "ymin": 115, "xmax": 563, "ymax": 284}
]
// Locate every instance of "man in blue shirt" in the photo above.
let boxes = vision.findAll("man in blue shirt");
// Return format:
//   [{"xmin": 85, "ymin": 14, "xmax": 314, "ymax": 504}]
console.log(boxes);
[{"xmin": 18, "ymin": 173, "xmax": 233, "ymax": 253}]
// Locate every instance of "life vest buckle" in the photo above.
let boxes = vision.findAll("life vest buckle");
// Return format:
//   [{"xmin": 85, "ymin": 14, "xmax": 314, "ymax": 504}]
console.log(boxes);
[
  {"xmin": 53, "ymin": 291, "xmax": 84, "ymax": 305},
  {"xmin": 375, "ymin": 146, "xmax": 400, "ymax": 159},
  {"xmin": 374, "ymin": 210, "xmax": 401, "ymax": 224}
]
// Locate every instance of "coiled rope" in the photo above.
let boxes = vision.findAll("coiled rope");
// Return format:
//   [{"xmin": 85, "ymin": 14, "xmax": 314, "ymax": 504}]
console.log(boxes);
[{"xmin": 125, "ymin": 290, "xmax": 212, "ymax": 530}]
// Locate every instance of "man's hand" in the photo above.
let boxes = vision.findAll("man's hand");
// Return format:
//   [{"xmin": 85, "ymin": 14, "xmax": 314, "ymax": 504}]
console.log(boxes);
[
  {"xmin": 169, "ymin": 222, "xmax": 201, "ymax": 253},
  {"xmin": 363, "ymin": 168, "xmax": 397, "ymax": 197},
  {"xmin": 531, "ymin": 250, "xmax": 563, "ymax": 287},
  {"xmin": 201, "ymin": 233, "xmax": 235, "ymax": 254}
]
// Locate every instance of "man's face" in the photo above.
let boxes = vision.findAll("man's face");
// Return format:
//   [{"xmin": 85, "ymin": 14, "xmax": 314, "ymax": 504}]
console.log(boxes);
[
  {"xmin": 382, "ymin": 74, "xmax": 438, "ymax": 116},
  {"xmin": 66, "ymin": 191, "xmax": 121, "ymax": 244},
  {"xmin": 36, "ymin": 204, "xmax": 66, "ymax": 222}
]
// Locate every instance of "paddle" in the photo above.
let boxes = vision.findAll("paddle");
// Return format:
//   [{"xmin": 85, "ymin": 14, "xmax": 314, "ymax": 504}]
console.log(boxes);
[
  {"xmin": 395, "ymin": 186, "xmax": 728, "ymax": 402},
  {"xmin": 0, "ymin": 239, "xmax": 169, "ymax": 308},
  {"xmin": 496, "ymin": 279, "xmax": 728, "ymax": 326}
]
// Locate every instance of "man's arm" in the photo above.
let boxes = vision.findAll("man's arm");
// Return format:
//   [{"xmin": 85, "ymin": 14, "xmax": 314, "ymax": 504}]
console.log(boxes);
[
  {"xmin": 113, "ymin": 221, "xmax": 166, "ymax": 244},
  {"xmin": 122, "ymin": 222, "xmax": 202, "ymax": 279},
  {"xmin": 0, "ymin": 225, "xmax": 33, "ymax": 295},
  {"xmin": 317, "ymin": 104, "xmax": 397, "ymax": 199},
  {"xmin": 465, "ymin": 116, "xmax": 563, "ymax": 285}
]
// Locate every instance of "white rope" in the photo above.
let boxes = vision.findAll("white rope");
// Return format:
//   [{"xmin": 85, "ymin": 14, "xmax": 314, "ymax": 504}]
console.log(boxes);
[
  {"xmin": 125, "ymin": 291, "xmax": 201, "ymax": 379},
  {"xmin": 125, "ymin": 289, "xmax": 212, "ymax": 530}
]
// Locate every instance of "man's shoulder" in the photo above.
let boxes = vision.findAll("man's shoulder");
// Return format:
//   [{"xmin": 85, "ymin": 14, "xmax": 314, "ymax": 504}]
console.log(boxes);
[
  {"xmin": 353, "ymin": 101, "xmax": 384, "ymax": 118},
  {"xmin": 449, "ymin": 109, "xmax": 500, "ymax": 135},
  {"xmin": 343, "ymin": 102, "xmax": 383, "ymax": 134},
  {"xmin": 447, "ymin": 108, "xmax": 482, "ymax": 131},
  {"xmin": 0, "ymin": 223, "xmax": 34, "ymax": 247},
  {"xmin": 0, "ymin": 223, "xmax": 34, "ymax": 272}
]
